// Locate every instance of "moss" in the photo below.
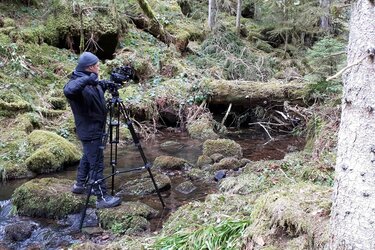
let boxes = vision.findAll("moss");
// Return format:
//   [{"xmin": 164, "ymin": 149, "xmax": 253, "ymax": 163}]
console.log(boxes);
[
  {"xmin": 187, "ymin": 116, "xmax": 218, "ymax": 140},
  {"xmin": 0, "ymin": 92, "xmax": 31, "ymax": 113},
  {"xmin": 12, "ymin": 177, "xmax": 88, "ymax": 219},
  {"xmin": 160, "ymin": 193, "xmax": 253, "ymax": 236},
  {"xmin": 153, "ymin": 155, "xmax": 187, "ymax": 170},
  {"xmin": 212, "ymin": 157, "xmax": 242, "ymax": 171},
  {"xmin": 196, "ymin": 155, "xmax": 213, "ymax": 168},
  {"xmin": 203, "ymin": 139, "xmax": 243, "ymax": 158},
  {"xmin": 1, "ymin": 161, "xmax": 31, "ymax": 181},
  {"xmin": 247, "ymin": 183, "xmax": 331, "ymax": 249},
  {"xmin": 3, "ymin": 17, "xmax": 15, "ymax": 28},
  {"xmin": 119, "ymin": 172, "xmax": 171, "ymax": 196},
  {"xmin": 25, "ymin": 130, "xmax": 81, "ymax": 174},
  {"xmin": 97, "ymin": 201, "xmax": 157, "ymax": 235},
  {"xmin": 47, "ymin": 97, "xmax": 66, "ymax": 110}
]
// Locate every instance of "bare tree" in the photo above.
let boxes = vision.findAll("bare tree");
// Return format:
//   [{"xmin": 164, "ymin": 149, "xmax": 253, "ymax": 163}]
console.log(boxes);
[
  {"xmin": 330, "ymin": 0, "xmax": 375, "ymax": 248},
  {"xmin": 236, "ymin": 0, "xmax": 242, "ymax": 34},
  {"xmin": 208, "ymin": 0, "xmax": 217, "ymax": 30}
]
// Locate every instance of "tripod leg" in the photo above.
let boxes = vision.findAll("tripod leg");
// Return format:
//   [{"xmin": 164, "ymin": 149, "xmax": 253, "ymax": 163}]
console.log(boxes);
[
  {"xmin": 109, "ymin": 101, "xmax": 120, "ymax": 196},
  {"xmin": 119, "ymin": 103, "xmax": 165, "ymax": 208},
  {"xmin": 79, "ymin": 182, "xmax": 93, "ymax": 230}
]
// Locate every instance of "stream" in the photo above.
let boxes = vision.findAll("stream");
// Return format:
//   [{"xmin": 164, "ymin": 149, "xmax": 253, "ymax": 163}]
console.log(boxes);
[{"xmin": 0, "ymin": 129, "xmax": 305, "ymax": 249}]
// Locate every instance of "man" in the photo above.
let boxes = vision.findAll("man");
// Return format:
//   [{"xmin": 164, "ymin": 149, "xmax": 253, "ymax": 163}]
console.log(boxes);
[{"xmin": 64, "ymin": 52, "xmax": 121, "ymax": 209}]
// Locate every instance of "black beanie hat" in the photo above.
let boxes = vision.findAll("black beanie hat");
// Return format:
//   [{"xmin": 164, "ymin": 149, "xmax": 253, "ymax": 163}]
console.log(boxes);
[{"xmin": 75, "ymin": 52, "xmax": 99, "ymax": 72}]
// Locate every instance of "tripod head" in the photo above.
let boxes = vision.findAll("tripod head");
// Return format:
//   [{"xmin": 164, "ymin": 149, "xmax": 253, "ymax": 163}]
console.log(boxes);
[{"xmin": 99, "ymin": 66, "xmax": 135, "ymax": 97}]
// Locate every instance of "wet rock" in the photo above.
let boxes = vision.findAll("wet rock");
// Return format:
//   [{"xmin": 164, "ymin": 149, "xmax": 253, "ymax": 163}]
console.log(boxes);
[
  {"xmin": 188, "ymin": 168, "xmax": 214, "ymax": 183},
  {"xmin": 210, "ymin": 153, "xmax": 224, "ymax": 163},
  {"xmin": 59, "ymin": 208, "xmax": 99, "ymax": 231},
  {"xmin": 12, "ymin": 178, "xmax": 88, "ymax": 219},
  {"xmin": 153, "ymin": 155, "xmax": 188, "ymax": 171},
  {"xmin": 4, "ymin": 221, "xmax": 37, "ymax": 242},
  {"xmin": 119, "ymin": 172, "xmax": 171, "ymax": 195},
  {"xmin": 71, "ymin": 242, "xmax": 103, "ymax": 249},
  {"xmin": 212, "ymin": 157, "xmax": 242, "ymax": 171},
  {"xmin": 214, "ymin": 170, "xmax": 227, "ymax": 181},
  {"xmin": 97, "ymin": 201, "xmax": 157, "ymax": 235},
  {"xmin": 196, "ymin": 155, "xmax": 213, "ymax": 168},
  {"xmin": 203, "ymin": 139, "xmax": 243, "ymax": 158},
  {"xmin": 160, "ymin": 141, "xmax": 183, "ymax": 153},
  {"xmin": 175, "ymin": 181, "xmax": 197, "ymax": 194}
]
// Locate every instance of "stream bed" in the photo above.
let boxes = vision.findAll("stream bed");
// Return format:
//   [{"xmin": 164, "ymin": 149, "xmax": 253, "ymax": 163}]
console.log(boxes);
[{"xmin": 0, "ymin": 129, "xmax": 305, "ymax": 249}]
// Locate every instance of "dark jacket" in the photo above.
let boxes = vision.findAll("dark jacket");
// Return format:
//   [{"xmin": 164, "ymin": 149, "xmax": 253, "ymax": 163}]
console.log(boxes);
[{"xmin": 64, "ymin": 71, "xmax": 107, "ymax": 141}]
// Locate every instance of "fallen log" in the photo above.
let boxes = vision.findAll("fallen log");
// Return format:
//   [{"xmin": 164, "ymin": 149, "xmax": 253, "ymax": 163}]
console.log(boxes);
[{"xmin": 206, "ymin": 80, "xmax": 310, "ymax": 107}]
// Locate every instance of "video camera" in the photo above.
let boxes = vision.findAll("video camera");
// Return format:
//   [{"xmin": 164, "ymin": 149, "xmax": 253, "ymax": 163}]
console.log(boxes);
[
  {"xmin": 110, "ymin": 65, "xmax": 134, "ymax": 84},
  {"xmin": 99, "ymin": 66, "xmax": 135, "ymax": 96}
]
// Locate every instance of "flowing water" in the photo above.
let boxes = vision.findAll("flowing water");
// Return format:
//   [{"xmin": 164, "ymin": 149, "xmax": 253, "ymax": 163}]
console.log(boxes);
[{"xmin": 0, "ymin": 130, "xmax": 305, "ymax": 249}]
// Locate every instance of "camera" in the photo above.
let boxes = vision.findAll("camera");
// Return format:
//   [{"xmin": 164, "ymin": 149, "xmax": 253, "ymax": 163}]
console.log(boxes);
[
  {"xmin": 110, "ymin": 66, "xmax": 134, "ymax": 84},
  {"xmin": 99, "ymin": 66, "xmax": 134, "ymax": 96}
]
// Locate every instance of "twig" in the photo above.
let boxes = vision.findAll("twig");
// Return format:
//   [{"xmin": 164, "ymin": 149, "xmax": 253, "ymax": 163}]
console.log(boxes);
[
  {"xmin": 221, "ymin": 103, "xmax": 232, "ymax": 126},
  {"xmin": 326, "ymin": 54, "xmax": 368, "ymax": 81},
  {"xmin": 257, "ymin": 122, "xmax": 274, "ymax": 144},
  {"xmin": 279, "ymin": 168, "xmax": 296, "ymax": 183}
]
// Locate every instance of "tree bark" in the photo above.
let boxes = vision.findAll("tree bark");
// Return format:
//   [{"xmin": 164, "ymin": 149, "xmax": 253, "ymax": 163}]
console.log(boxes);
[
  {"xmin": 236, "ymin": 0, "xmax": 242, "ymax": 34},
  {"xmin": 206, "ymin": 80, "xmax": 309, "ymax": 107},
  {"xmin": 136, "ymin": 0, "xmax": 175, "ymax": 46},
  {"xmin": 208, "ymin": 0, "xmax": 217, "ymax": 30},
  {"xmin": 330, "ymin": 1, "xmax": 375, "ymax": 249}
]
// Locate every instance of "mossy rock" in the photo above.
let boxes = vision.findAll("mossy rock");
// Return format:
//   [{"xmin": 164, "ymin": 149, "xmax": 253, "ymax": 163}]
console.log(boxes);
[
  {"xmin": 3, "ymin": 17, "xmax": 15, "ymax": 28},
  {"xmin": 1, "ymin": 161, "xmax": 32, "ymax": 181},
  {"xmin": 12, "ymin": 178, "xmax": 87, "ymax": 219},
  {"xmin": 0, "ymin": 92, "xmax": 31, "ymax": 113},
  {"xmin": 187, "ymin": 117, "xmax": 218, "ymax": 140},
  {"xmin": 25, "ymin": 130, "xmax": 81, "ymax": 174},
  {"xmin": 248, "ymin": 183, "xmax": 331, "ymax": 249},
  {"xmin": 97, "ymin": 201, "xmax": 157, "ymax": 235},
  {"xmin": 160, "ymin": 193, "xmax": 253, "ymax": 235},
  {"xmin": 203, "ymin": 139, "xmax": 243, "ymax": 158},
  {"xmin": 212, "ymin": 157, "xmax": 242, "ymax": 171},
  {"xmin": 119, "ymin": 172, "xmax": 171, "ymax": 196},
  {"xmin": 153, "ymin": 155, "xmax": 188, "ymax": 171},
  {"xmin": 196, "ymin": 155, "xmax": 213, "ymax": 168}
]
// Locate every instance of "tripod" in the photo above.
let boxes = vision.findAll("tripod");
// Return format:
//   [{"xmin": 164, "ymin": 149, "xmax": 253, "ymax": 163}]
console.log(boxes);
[{"xmin": 79, "ymin": 87, "xmax": 165, "ymax": 230}]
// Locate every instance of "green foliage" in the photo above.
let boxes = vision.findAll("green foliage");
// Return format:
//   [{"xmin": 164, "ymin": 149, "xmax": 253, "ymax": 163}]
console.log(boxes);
[
  {"xmin": 155, "ymin": 219, "xmax": 251, "ymax": 250},
  {"xmin": 190, "ymin": 30, "xmax": 274, "ymax": 81},
  {"xmin": 306, "ymin": 37, "xmax": 346, "ymax": 82}
]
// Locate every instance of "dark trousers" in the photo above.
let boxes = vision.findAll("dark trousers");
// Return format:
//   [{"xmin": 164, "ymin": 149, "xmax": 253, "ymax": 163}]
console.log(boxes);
[{"xmin": 76, "ymin": 138, "xmax": 107, "ymax": 198}]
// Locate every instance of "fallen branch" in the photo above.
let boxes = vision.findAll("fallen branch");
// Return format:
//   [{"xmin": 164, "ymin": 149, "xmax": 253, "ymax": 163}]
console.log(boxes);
[{"xmin": 326, "ymin": 54, "xmax": 369, "ymax": 81}]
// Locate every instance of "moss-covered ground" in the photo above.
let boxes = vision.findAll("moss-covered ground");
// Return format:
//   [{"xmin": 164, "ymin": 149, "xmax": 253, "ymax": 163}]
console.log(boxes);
[{"xmin": 0, "ymin": 0, "xmax": 342, "ymax": 248}]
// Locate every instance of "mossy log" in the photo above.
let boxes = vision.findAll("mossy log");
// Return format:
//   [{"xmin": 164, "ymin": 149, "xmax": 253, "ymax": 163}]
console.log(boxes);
[{"xmin": 206, "ymin": 80, "xmax": 310, "ymax": 107}]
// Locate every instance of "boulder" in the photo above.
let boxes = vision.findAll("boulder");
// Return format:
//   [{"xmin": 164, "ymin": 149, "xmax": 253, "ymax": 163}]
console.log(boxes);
[
  {"xmin": 25, "ymin": 130, "xmax": 81, "ymax": 174},
  {"xmin": 12, "ymin": 178, "xmax": 89, "ymax": 219},
  {"xmin": 203, "ymin": 139, "xmax": 243, "ymax": 158}
]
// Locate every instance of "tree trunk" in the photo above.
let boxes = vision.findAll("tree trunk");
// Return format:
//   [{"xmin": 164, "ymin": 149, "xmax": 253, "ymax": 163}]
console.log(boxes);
[
  {"xmin": 136, "ymin": 0, "xmax": 175, "ymax": 45},
  {"xmin": 319, "ymin": 0, "xmax": 331, "ymax": 32},
  {"xmin": 208, "ymin": 0, "xmax": 217, "ymax": 30},
  {"xmin": 206, "ymin": 80, "xmax": 309, "ymax": 107},
  {"xmin": 236, "ymin": 0, "xmax": 242, "ymax": 34},
  {"xmin": 330, "ymin": 1, "xmax": 375, "ymax": 249}
]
